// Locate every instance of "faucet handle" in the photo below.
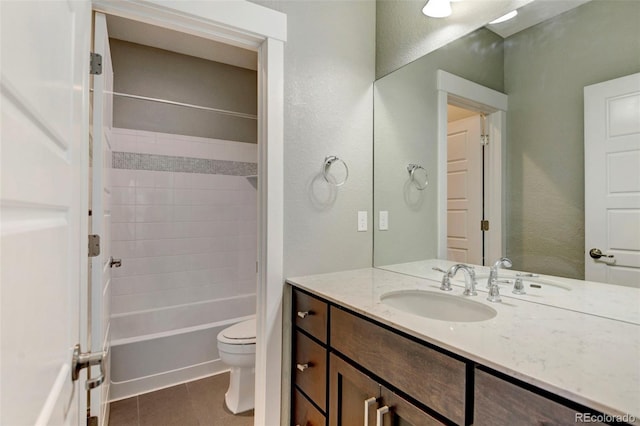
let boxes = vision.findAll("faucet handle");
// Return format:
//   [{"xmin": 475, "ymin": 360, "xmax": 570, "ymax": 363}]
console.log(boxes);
[
  {"xmin": 487, "ymin": 282, "xmax": 502, "ymax": 302},
  {"xmin": 512, "ymin": 277, "xmax": 526, "ymax": 295},
  {"xmin": 432, "ymin": 267, "xmax": 453, "ymax": 291}
]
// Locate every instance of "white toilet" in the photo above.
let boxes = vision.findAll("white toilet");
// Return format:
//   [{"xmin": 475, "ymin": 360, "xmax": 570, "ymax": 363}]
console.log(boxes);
[{"xmin": 217, "ymin": 318, "xmax": 256, "ymax": 414}]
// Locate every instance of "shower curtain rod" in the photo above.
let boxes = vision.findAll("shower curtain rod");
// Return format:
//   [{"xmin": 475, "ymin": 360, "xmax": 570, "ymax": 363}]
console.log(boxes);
[{"xmin": 108, "ymin": 91, "xmax": 258, "ymax": 120}]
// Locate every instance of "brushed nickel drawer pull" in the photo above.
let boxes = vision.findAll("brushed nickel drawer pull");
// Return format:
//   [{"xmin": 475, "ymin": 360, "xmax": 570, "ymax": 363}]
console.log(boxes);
[
  {"xmin": 376, "ymin": 406, "xmax": 389, "ymax": 426},
  {"xmin": 364, "ymin": 397, "xmax": 377, "ymax": 426},
  {"xmin": 296, "ymin": 363, "xmax": 309, "ymax": 372},
  {"xmin": 297, "ymin": 311, "xmax": 310, "ymax": 319}
]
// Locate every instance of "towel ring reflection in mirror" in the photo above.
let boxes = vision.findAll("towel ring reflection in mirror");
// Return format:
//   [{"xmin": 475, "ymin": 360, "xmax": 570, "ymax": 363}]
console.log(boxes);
[
  {"xmin": 323, "ymin": 155, "xmax": 349, "ymax": 187},
  {"xmin": 407, "ymin": 164, "xmax": 428, "ymax": 190}
]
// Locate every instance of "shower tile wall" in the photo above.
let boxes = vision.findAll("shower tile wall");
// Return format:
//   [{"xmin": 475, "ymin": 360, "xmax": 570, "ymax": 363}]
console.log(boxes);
[{"xmin": 109, "ymin": 128, "xmax": 257, "ymax": 398}]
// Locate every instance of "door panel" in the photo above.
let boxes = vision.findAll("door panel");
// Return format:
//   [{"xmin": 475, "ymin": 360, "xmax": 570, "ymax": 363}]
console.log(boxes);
[
  {"xmin": 585, "ymin": 73, "xmax": 640, "ymax": 286},
  {"xmin": 1, "ymin": 0, "xmax": 90, "ymax": 424},
  {"xmin": 90, "ymin": 12, "xmax": 114, "ymax": 425},
  {"xmin": 329, "ymin": 354, "xmax": 380, "ymax": 426},
  {"xmin": 447, "ymin": 115, "xmax": 483, "ymax": 264}
]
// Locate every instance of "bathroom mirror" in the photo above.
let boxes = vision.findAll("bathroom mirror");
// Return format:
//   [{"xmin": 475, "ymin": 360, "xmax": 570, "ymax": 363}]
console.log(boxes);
[{"xmin": 373, "ymin": 0, "xmax": 640, "ymax": 281}]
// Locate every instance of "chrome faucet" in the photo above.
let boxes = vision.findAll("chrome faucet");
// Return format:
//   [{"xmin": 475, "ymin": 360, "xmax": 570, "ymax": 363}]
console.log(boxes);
[
  {"xmin": 447, "ymin": 264, "xmax": 478, "ymax": 296},
  {"xmin": 487, "ymin": 257, "xmax": 512, "ymax": 288}
]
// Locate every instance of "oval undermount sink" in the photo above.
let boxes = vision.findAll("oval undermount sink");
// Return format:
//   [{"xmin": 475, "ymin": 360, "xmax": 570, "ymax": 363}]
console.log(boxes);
[{"xmin": 381, "ymin": 290, "xmax": 497, "ymax": 322}]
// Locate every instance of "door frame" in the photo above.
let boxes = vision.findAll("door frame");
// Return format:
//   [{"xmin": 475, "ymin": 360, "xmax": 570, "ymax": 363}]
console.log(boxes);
[
  {"xmin": 436, "ymin": 70, "xmax": 508, "ymax": 264},
  {"xmin": 89, "ymin": 2, "xmax": 286, "ymax": 425}
]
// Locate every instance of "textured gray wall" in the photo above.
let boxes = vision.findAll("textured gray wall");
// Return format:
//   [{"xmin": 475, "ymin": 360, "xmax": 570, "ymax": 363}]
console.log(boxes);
[
  {"xmin": 504, "ymin": 0, "xmax": 640, "ymax": 278},
  {"xmin": 374, "ymin": 28, "xmax": 504, "ymax": 266},
  {"xmin": 110, "ymin": 39, "xmax": 257, "ymax": 143},
  {"xmin": 375, "ymin": 0, "xmax": 531, "ymax": 78},
  {"xmin": 249, "ymin": 2, "xmax": 375, "ymax": 424},
  {"xmin": 254, "ymin": 0, "xmax": 376, "ymax": 278}
]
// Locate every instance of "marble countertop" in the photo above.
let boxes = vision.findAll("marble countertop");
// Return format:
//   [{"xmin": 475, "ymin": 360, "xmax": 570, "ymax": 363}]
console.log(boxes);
[{"xmin": 287, "ymin": 265, "xmax": 640, "ymax": 423}]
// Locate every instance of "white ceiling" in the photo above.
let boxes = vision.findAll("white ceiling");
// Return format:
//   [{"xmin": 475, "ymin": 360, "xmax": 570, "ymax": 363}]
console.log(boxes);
[
  {"xmin": 105, "ymin": 14, "xmax": 258, "ymax": 71},
  {"xmin": 485, "ymin": 0, "xmax": 592, "ymax": 38}
]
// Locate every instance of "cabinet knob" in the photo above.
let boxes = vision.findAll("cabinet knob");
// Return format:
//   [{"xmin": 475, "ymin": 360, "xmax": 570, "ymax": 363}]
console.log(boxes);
[
  {"xmin": 376, "ymin": 406, "xmax": 389, "ymax": 426},
  {"xmin": 364, "ymin": 397, "xmax": 377, "ymax": 426},
  {"xmin": 296, "ymin": 363, "xmax": 309, "ymax": 372},
  {"xmin": 297, "ymin": 311, "xmax": 310, "ymax": 319}
]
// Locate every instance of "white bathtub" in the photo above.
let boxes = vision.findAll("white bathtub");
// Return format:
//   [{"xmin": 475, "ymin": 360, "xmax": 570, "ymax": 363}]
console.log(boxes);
[{"xmin": 110, "ymin": 316, "xmax": 255, "ymax": 401}]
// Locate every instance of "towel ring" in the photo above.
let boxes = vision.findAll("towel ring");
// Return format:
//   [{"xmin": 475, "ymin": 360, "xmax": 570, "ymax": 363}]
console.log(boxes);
[
  {"xmin": 407, "ymin": 164, "xmax": 428, "ymax": 190},
  {"xmin": 323, "ymin": 155, "xmax": 349, "ymax": 187}
]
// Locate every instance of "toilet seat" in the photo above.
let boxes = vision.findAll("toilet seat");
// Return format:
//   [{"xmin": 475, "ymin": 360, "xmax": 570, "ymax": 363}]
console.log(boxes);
[{"xmin": 217, "ymin": 318, "xmax": 256, "ymax": 345}]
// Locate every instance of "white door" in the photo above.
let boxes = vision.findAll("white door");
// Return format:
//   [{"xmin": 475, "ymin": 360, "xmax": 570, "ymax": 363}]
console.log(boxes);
[
  {"xmin": 90, "ymin": 12, "xmax": 114, "ymax": 426},
  {"xmin": 585, "ymin": 73, "xmax": 640, "ymax": 287},
  {"xmin": 447, "ymin": 115, "xmax": 483, "ymax": 264},
  {"xmin": 1, "ymin": 1, "xmax": 91, "ymax": 425}
]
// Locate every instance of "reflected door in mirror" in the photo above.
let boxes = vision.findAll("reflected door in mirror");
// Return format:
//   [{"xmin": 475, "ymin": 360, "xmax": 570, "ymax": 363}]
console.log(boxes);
[{"xmin": 447, "ymin": 114, "xmax": 483, "ymax": 265}]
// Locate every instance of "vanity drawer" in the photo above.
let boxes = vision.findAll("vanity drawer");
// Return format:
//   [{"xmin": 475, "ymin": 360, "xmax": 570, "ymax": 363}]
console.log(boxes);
[
  {"xmin": 474, "ymin": 369, "xmax": 607, "ymax": 426},
  {"xmin": 330, "ymin": 307, "xmax": 466, "ymax": 425},
  {"xmin": 294, "ymin": 289, "xmax": 328, "ymax": 343},
  {"xmin": 295, "ymin": 330, "xmax": 327, "ymax": 412},
  {"xmin": 293, "ymin": 388, "xmax": 325, "ymax": 426}
]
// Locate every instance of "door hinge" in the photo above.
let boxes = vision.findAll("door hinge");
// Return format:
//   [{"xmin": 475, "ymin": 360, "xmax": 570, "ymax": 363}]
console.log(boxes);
[
  {"xmin": 90, "ymin": 52, "xmax": 102, "ymax": 75},
  {"xmin": 481, "ymin": 220, "xmax": 490, "ymax": 231},
  {"xmin": 88, "ymin": 234, "xmax": 100, "ymax": 257},
  {"xmin": 481, "ymin": 134, "xmax": 489, "ymax": 146}
]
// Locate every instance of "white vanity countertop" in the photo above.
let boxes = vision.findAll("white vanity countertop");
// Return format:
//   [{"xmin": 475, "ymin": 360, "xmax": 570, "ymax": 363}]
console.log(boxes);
[{"xmin": 287, "ymin": 266, "xmax": 640, "ymax": 423}]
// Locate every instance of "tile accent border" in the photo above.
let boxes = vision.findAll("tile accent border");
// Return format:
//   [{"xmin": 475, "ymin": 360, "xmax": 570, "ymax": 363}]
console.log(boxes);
[{"xmin": 113, "ymin": 151, "xmax": 257, "ymax": 176}]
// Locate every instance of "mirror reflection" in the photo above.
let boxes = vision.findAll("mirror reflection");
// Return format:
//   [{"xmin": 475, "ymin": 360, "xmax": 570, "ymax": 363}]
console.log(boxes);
[{"xmin": 373, "ymin": 0, "xmax": 640, "ymax": 282}]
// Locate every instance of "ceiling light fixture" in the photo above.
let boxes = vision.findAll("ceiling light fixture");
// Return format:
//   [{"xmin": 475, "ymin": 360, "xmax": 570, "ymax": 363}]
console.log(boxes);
[
  {"xmin": 422, "ymin": 0, "xmax": 452, "ymax": 18},
  {"xmin": 489, "ymin": 10, "xmax": 518, "ymax": 24}
]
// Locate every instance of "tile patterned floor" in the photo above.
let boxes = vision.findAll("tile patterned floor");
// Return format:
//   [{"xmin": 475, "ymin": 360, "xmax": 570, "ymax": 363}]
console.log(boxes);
[{"xmin": 109, "ymin": 373, "xmax": 254, "ymax": 426}]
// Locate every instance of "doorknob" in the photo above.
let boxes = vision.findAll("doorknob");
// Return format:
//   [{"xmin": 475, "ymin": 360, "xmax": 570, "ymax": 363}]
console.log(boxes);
[
  {"xmin": 589, "ymin": 248, "xmax": 614, "ymax": 260},
  {"xmin": 109, "ymin": 257, "xmax": 122, "ymax": 268},
  {"xmin": 71, "ymin": 344, "xmax": 106, "ymax": 389}
]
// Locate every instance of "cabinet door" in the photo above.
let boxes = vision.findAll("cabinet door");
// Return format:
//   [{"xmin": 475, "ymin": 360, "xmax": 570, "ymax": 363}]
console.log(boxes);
[
  {"xmin": 329, "ymin": 354, "xmax": 381, "ymax": 426},
  {"xmin": 377, "ymin": 387, "xmax": 444, "ymax": 426},
  {"xmin": 474, "ymin": 369, "xmax": 607, "ymax": 426}
]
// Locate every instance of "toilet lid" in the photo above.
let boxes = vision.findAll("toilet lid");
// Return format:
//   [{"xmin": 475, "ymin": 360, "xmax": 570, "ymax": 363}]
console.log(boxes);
[{"xmin": 222, "ymin": 318, "xmax": 256, "ymax": 340}]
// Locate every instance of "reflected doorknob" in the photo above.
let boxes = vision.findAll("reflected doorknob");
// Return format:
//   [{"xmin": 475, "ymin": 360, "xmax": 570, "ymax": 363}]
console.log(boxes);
[
  {"xmin": 589, "ymin": 248, "xmax": 614, "ymax": 260},
  {"xmin": 109, "ymin": 256, "xmax": 122, "ymax": 268}
]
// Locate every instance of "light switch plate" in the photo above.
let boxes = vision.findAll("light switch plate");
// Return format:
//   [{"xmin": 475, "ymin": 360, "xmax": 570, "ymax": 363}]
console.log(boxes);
[
  {"xmin": 379, "ymin": 211, "xmax": 389, "ymax": 231},
  {"xmin": 357, "ymin": 211, "xmax": 368, "ymax": 232}
]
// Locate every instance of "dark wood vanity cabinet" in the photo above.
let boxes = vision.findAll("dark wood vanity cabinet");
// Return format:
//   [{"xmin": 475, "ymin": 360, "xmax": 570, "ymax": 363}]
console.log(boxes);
[
  {"xmin": 291, "ymin": 286, "xmax": 617, "ymax": 426},
  {"xmin": 473, "ymin": 369, "xmax": 607, "ymax": 426},
  {"xmin": 292, "ymin": 289, "xmax": 329, "ymax": 425},
  {"xmin": 329, "ymin": 354, "xmax": 443, "ymax": 426},
  {"xmin": 329, "ymin": 354, "xmax": 380, "ymax": 426},
  {"xmin": 293, "ymin": 388, "xmax": 325, "ymax": 426},
  {"xmin": 330, "ymin": 306, "xmax": 465, "ymax": 425}
]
